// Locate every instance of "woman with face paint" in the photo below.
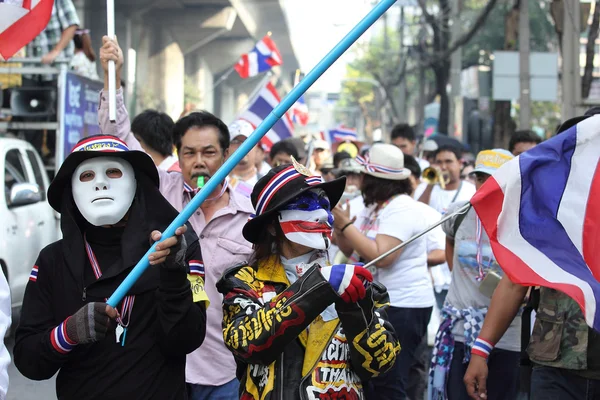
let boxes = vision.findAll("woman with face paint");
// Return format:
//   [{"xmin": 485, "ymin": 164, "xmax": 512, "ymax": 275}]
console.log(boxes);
[
  {"xmin": 14, "ymin": 136, "xmax": 209, "ymax": 400},
  {"xmin": 216, "ymin": 159, "xmax": 400, "ymax": 400},
  {"xmin": 332, "ymin": 143, "xmax": 436, "ymax": 400}
]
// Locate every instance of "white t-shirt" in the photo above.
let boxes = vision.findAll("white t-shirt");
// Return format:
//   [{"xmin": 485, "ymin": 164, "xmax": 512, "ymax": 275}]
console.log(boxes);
[
  {"xmin": 427, "ymin": 181, "xmax": 476, "ymax": 215},
  {"xmin": 414, "ymin": 201, "xmax": 444, "ymax": 254},
  {"xmin": 329, "ymin": 195, "xmax": 365, "ymax": 262},
  {"xmin": 354, "ymin": 195, "xmax": 434, "ymax": 308},
  {"xmin": 417, "ymin": 157, "xmax": 430, "ymax": 172}
]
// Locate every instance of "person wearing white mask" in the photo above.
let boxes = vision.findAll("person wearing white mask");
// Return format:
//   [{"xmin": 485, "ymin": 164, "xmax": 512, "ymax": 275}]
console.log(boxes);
[{"xmin": 14, "ymin": 135, "xmax": 208, "ymax": 400}]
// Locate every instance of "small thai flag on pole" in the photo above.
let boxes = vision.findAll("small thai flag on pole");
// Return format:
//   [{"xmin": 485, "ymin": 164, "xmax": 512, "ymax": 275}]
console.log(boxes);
[
  {"xmin": 234, "ymin": 34, "xmax": 283, "ymax": 79},
  {"xmin": 238, "ymin": 81, "xmax": 294, "ymax": 151},
  {"xmin": 328, "ymin": 125, "xmax": 358, "ymax": 143}
]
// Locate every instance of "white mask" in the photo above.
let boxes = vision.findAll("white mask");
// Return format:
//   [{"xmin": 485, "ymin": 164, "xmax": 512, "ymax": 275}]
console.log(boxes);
[
  {"xmin": 71, "ymin": 157, "xmax": 136, "ymax": 226},
  {"xmin": 278, "ymin": 190, "xmax": 333, "ymax": 250}
]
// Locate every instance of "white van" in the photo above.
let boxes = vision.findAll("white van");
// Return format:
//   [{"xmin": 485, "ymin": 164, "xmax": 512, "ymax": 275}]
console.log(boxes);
[{"xmin": 0, "ymin": 137, "xmax": 60, "ymax": 309}]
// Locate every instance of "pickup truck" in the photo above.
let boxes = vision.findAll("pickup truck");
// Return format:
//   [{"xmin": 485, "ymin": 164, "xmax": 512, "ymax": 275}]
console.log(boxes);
[{"xmin": 0, "ymin": 137, "xmax": 60, "ymax": 310}]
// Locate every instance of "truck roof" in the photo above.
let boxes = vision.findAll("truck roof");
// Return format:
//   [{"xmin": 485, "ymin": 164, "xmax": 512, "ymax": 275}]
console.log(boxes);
[{"xmin": 0, "ymin": 136, "xmax": 37, "ymax": 152}]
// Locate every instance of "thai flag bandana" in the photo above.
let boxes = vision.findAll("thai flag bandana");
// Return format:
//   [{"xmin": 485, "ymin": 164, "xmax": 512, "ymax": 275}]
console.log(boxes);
[
  {"xmin": 356, "ymin": 154, "xmax": 408, "ymax": 175},
  {"xmin": 71, "ymin": 136, "xmax": 129, "ymax": 153},
  {"xmin": 254, "ymin": 166, "xmax": 323, "ymax": 217}
]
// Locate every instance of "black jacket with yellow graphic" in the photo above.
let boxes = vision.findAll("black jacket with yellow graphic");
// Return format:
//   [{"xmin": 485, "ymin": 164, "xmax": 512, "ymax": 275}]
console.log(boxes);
[{"xmin": 216, "ymin": 256, "xmax": 400, "ymax": 400}]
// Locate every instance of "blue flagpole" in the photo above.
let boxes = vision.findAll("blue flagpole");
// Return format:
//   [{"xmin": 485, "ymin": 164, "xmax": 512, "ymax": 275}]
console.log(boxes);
[{"xmin": 107, "ymin": 0, "xmax": 398, "ymax": 307}]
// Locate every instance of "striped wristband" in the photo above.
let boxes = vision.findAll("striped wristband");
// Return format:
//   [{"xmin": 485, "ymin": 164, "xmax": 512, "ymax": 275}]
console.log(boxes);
[
  {"xmin": 471, "ymin": 337, "xmax": 495, "ymax": 359},
  {"xmin": 50, "ymin": 318, "xmax": 77, "ymax": 354}
]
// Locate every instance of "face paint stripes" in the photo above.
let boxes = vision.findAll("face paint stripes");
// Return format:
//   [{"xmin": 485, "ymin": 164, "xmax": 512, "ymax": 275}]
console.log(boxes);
[
  {"xmin": 280, "ymin": 221, "xmax": 333, "ymax": 237},
  {"xmin": 255, "ymin": 166, "xmax": 302, "ymax": 215}
]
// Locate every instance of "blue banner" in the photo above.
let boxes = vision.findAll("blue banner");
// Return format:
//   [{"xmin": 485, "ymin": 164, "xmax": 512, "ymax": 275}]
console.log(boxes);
[{"xmin": 61, "ymin": 72, "xmax": 103, "ymax": 161}]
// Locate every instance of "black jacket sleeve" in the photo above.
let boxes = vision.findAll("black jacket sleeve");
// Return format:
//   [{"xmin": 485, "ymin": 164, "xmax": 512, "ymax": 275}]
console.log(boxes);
[
  {"xmin": 14, "ymin": 247, "xmax": 70, "ymax": 380},
  {"xmin": 155, "ymin": 237, "xmax": 207, "ymax": 356},
  {"xmin": 335, "ymin": 282, "xmax": 401, "ymax": 381},
  {"xmin": 217, "ymin": 264, "xmax": 339, "ymax": 366}
]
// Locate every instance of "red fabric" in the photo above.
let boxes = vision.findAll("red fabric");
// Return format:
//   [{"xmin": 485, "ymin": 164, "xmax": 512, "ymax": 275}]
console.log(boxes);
[
  {"xmin": 583, "ymin": 160, "xmax": 600, "ymax": 281},
  {"xmin": 0, "ymin": 0, "xmax": 55, "ymax": 60}
]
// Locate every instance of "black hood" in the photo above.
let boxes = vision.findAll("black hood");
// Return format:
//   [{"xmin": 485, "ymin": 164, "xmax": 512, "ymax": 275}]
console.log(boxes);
[{"xmin": 59, "ymin": 172, "xmax": 198, "ymax": 299}]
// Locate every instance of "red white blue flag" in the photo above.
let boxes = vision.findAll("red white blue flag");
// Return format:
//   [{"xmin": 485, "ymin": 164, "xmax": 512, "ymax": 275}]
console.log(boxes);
[
  {"xmin": 238, "ymin": 82, "xmax": 294, "ymax": 151},
  {"xmin": 0, "ymin": 0, "xmax": 54, "ymax": 60},
  {"xmin": 234, "ymin": 35, "xmax": 283, "ymax": 79},
  {"xmin": 472, "ymin": 115, "xmax": 600, "ymax": 331},
  {"xmin": 328, "ymin": 125, "xmax": 357, "ymax": 143},
  {"xmin": 291, "ymin": 95, "xmax": 309, "ymax": 126}
]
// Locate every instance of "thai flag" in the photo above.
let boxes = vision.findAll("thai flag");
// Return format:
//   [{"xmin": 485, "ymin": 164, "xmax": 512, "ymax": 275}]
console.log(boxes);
[
  {"xmin": 234, "ymin": 35, "xmax": 283, "ymax": 79},
  {"xmin": 291, "ymin": 95, "xmax": 309, "ymax": 126},
  {"xmin": 238, "ymin": 82, "xmax": 294, "ymax": 151},
  {"xmin": 189, "ymin": 260, "xmax": 205, "ymax": 278},
  {"xmin": 472, "ymin": 115, "xmax": 600, "ymax": 331},
  {"xmin": 0, "ymin": 0, "xmax": 54, "ymax": 60},
  {"xmin": 328, "ymin": 125, "xmax": 357, "ymax": 143},
  {"xmin": 29, "ymin": 265, "xmax": 38, "ymax": 282}
]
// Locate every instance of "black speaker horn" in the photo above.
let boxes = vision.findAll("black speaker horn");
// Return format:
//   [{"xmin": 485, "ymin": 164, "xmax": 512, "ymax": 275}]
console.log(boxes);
[{"xmin": 10, "ymin": 87, "xmax": 56, "ymax": 117}]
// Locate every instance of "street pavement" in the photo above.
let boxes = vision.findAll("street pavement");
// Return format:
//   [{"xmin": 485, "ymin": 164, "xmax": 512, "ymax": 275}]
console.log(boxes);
[{"xmin": 6, "ymin": 336, "xmax": 57, "ymax": 400}]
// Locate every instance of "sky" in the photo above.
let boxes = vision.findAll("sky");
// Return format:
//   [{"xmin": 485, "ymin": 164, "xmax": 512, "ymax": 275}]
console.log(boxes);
[{"xmin": 281, "ymin": 0, "xmax": 372, "ymax": 93}]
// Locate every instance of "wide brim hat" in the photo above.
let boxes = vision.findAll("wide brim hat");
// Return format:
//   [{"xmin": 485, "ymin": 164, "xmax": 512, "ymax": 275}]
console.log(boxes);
[
  {"xmin": 243, "ymin": 158, "xmax": 346, "ymax": 244},
  {"xmin": 48, "ymin": 135, "xmax": 159, "ymax": 212},
  {"xmin": 356, "ymin": 143, "xmax": 411, "ymax": 181}
]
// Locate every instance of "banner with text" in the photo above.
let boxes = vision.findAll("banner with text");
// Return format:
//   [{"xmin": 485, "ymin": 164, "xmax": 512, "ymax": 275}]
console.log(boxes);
[{"xmin": 61, "ymin": 71, "xmax": 103, "ymax": 161}]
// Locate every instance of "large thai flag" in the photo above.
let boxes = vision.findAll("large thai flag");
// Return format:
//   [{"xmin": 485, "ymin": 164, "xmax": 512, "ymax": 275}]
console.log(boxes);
[
  {"xmin": 238, "ymin": 82, "xmax": 294, "ymax": 151},
  {"xmin": 291, "ymin": 95, "xmax": 309, "ymax": 126},
  {"xmin": 328, "ymin": 125, "xmax": 357, "ymax": 143},
  {"xmin": 472, "ymin": 115, "xmax": 600, "ymax": 331},
  {"xmin": 234, "ymin": 35, "xmax": 283, "ymax": 79},
  {"xmin": 0, "ymin": 0, "xmax": 54, "ymax": 60}
]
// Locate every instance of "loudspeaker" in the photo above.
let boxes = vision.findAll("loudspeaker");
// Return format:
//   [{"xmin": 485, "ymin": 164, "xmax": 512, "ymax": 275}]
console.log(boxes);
[{"xmin": 10, "ymin": 87, "xmax": 56, "ymax": 117}]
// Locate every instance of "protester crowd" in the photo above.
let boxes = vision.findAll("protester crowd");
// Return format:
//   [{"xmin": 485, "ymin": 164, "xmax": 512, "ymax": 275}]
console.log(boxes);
[{"xmin": 1, "ymin": 4, "xmax": 598, "ymax": 399}]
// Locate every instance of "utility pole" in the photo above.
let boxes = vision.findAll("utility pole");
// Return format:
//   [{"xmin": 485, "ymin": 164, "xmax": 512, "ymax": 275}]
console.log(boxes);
[
  {"xmin": 448, "ymin": 0, "xmax": 462, "ymax": 137},
  {"xmin": 518, "ymin": 0, "xmax": 531, "ymax": 128},
  {"xmin": 397, "ymin": 6, "xmax": 407, "ymax": 122},
  {"xmin": 381, "ymin": 10, "xmax": 389, "ymax": 133},
  {"xmin": 562, "ymin": 0, "xmax": 581, "ymax": 120},
  {"xmin": 417, "ymin": 26, "xmax": 427, "ymax": 135}
]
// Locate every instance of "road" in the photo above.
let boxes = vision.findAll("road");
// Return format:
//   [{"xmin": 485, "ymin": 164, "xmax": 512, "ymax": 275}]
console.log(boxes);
[{"xmin": 6, "ymin": 336, "xmax": 57, "ymax": 400}]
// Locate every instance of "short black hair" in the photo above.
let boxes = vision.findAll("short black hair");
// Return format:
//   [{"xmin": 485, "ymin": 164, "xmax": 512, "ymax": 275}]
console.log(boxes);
[
  {"xmin": 403, "ymin": 154, "xmax": 421, "ymax": 178},
  {"xmin": 508, "ymin": 130, "xmax": 542, "ymax": 153},
  {"xmin": 131, "ymin": 110, "xmax": 175, "ymax": 157},
  {"xmin": 361, "ymin": 174, "xmax": 412, "ymax": 206},
  {"xmin": 173, "ymin": 111, "xmax": 229, "ymax": 154},
  {"xmin": 434, "ymin": 144, "xmax": 462, "ymax": 161},
  {"xmin": 391, "ymin": 123, "xmax": 416, "ymax": 141},
  {"xmin": 270, "ymin": 139, "xmax": 299, "ymax": 160},
  {"xmin": 333, "ymin": 151, "xmax": 351, "ymax": 168}
]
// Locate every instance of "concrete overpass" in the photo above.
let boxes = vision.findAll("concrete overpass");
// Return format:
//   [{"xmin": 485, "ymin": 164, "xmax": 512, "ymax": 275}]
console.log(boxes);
[{"xmin": 76, "ymin": 0, "xmax": 299, "ymax": 121}]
